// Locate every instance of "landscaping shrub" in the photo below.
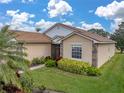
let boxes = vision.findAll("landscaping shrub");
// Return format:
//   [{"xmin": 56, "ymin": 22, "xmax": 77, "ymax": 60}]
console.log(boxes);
[
  {"xmin": 45, "ymin": 56, "xmax": 53, "ymax": 61},
  {"xmin": 45, "ymin": 59, "xmax": 56, "ymax": 67},
  {"xmin": 58, "ymin": 59, "xmax": 90, "ymax": 75},
  {"xmin": 58, "ymin": 58, "xmax": 101, "ymax": 76},
  {"xmin": 31, "ymin": 57, "xmax": 45, "ymax": 66},
  {"xmin": 39, "ymin": 57, "xmax": 45, "ymax": 64},
  {"xmin": 32, "ymin": 58, "xmax": 40, "ymax": 66},
  {"xmin": 86, "ymin": 67, "xmax": 101, "ymax": 76}
]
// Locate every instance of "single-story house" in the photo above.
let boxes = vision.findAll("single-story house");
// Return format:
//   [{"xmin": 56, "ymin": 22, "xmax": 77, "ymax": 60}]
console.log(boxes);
[{"xmin": 13, "ymin": 23, "xmax": 116, "ymax": 68}]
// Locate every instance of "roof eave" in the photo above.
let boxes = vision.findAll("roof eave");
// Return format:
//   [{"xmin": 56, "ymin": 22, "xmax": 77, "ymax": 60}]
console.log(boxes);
[
  {"xmin": 94, "ymin": 41, "xmax": 116, "ymax": 44},
  {"xmin": 61, "ymin": 32, "xmax": 98, "ymax": 42},
  {"xmin": 61, "ymin": 32, "xmax": 116, "ymax": 44},
  {"xmin": 17, "ymin": 40, "xmax": 51, "ymax": 44},
  {"xmin": 25, "ymin": 42, "xmax": 52, "ymax": 44}
]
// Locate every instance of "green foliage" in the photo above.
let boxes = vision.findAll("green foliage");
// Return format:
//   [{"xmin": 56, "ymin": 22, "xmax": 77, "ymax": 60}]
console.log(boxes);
[
  {"xmin": 7, "ymin": 60, "xmax": 19, "ymax": 70},
  {"xmin": 22, "ymin": 54, "xmax": 124, "ymax": 93},
  {"xmin": 0, "ymin": 26, "xmax": 30, "ymax": 92},
  {"xmin": 7, "ymin": 59, "xmax": 30, "ymax": 71},
  {"xmin": 35, "ymin": 27, "xmax": 41, "ymax": 32},
  {"xmin": 111, "ymin": 22, "xmax": 124, "ymax": 53},
  {"xmin": 58, "ymin": 58, "xmax": 100, "ymax": 76},
  {"xmin": 0, "ymin": 26, "xmax": 27, "ymax": 61},
  {"xmin": 45, "ymin": 56, "xmax": 53, "ymax": 61},
  {"xmin": 31, "ymin": 57, "xmax": 45, "ymax": 66},
  {"xmin": 23, "ymin": 59, "xmax": 31, "ymax": 67},
  {"xmin": 86, "ymin": 67, "xmax": 101, "ymax": 76},
  {"xmin": 45, "ymin": 59, "xmax": 56, "ymax": 67},
  {"xmin": 58, "ymin": 59, "xmax": 90, "ymax": 75},
  {"xmin": 0, "ymin": 64, "xmax": 22, "ymax": 88},
  {"xmin": 88, "ymin": 29, "xmax": 110, "ymax": 37},
  {"xmin": 20, "ymin": 74, "xmax": 34, "ymax": 93},
  {"xmin": 40, "ymin": 57, "xmax": 45, "ymax": 64},
  {"xmin": 32, "ymin": 58, "xmax": 41, "ymax": 66}
]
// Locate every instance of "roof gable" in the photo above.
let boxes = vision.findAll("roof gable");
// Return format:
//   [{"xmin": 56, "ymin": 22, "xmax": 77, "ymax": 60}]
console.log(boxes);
[
  {"xmin": 44, "ymin": 23, "xmax": 116, "ymax": 43},
  {"xmin": 44, "ymin": 23, "xmax": 73, "ymax": 38}
]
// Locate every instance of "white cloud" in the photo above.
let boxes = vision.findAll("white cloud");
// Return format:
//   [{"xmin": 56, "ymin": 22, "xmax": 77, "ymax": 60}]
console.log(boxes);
[
  {"xmin": 35, "ymin": 19, "xmax": 56, "ymax": 31},
  {"xmin": 80, "ymin": 21, "xmax": 105, "ymax": 30},
  {"xmin": 7, "ymin": 10, "xmax": 20, "ymax": 16},
  {"xmin": 8, "ymin": 23, "xmax": 35, "ymax": 31},
  {"xmin": 7, "ymin": 10, "xmax": 35, "ymax": 25},
  {"xmin": 6, "ymin": 10, "xmax": 35, "ymax": 31},
  {"xmin": 95, "ymin": 1, "xmax": 124, "ymax": 31},
  {"xmin": 35, "ymin": 19, "xmax": 75, "ymax": 31},
  {"xmin": 47, "ymin": 0, "xmax": 73, "ymax": 18},
  {"xmin": 29, "ymin": 20, "xmax": 34, "ymax": 25},
  {"xmin": 43, "ymin": 9, "xmax": 47, "ymax": 12},
  {"xmin": 95, "ymin": 1, "xmax": 124, "ymax": 19},
  {"xmin": 110, "ymin": 18, "xmax": 123, "ymax": 31},
  {"xmin": 63, "ymin": 21, "xmax": 73, "ymax": 26},
  {"xmin": 21, "ymin": 0, "xmax": 34, "ymax": 3},
  {"xmin": 0, "ymin": 23, "xmax": 3, "ymax": 29},
  {"xmin": 0, "ymin": 0, "xmax": 12, "ymax": 3},
  {"xmin": 89, "ymin": 10, "xmax": 94, "ymax": 13}
]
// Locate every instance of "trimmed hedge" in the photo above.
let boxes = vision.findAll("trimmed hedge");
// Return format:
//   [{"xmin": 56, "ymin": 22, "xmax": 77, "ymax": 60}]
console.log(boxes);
[{"xmin": 58, "ymin": 58, "xmax": 101, "ymax": 76}]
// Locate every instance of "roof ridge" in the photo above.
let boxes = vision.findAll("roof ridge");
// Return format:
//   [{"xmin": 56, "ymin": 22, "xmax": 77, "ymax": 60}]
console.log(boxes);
[{"xmin": 58, "ymin": 23, "xmax": 107, "ymax": 37}]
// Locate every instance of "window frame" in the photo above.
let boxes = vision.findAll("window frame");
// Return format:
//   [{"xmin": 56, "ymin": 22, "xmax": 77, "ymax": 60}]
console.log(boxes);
[{"xmin": 71, "ymin": 44, "xmax": 82, "ymax": 59}]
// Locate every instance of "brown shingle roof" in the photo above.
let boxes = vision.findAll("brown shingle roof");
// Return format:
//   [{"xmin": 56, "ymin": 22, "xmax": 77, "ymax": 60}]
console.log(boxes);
[
  {"xmin": 11, "ymin": 30, "xmax": 51, "ymax": 44},
  {"xmin": 44, "ymin": 23, "xmax": 115, "ymax": 43}
]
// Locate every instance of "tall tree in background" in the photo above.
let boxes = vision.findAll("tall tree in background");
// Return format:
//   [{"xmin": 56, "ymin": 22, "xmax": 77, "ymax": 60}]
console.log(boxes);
[
  {"xmin": 35, "ymin": 27, "xmax": 41, "ymax": 32},
  {"xmin": 111, "ymin": 22, "xmax": 124, "ymax": 53},
  {"xmin": 88, "ymin": 29, "xmax": 110, "ymax": 37}
]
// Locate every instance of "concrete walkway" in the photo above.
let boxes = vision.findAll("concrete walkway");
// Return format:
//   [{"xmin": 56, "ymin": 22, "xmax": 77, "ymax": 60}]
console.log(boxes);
[
  {"xmin": 30, "ymin": 64, "xmax": 45, "ymax": 70},
  {"xmin": 19, "ymin": 64, "xmax": 45, "ymax": 74}
]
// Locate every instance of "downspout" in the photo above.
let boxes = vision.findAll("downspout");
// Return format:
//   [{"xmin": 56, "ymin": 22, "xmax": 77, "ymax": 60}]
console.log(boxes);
[{"xmin": 92, "ymin": 42, "xmax": 98, "ymax": 67}]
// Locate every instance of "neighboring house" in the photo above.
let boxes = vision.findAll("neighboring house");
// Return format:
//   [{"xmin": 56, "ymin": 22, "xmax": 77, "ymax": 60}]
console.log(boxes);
[{"xmin": 13, "ymin": 23, "xmax": 116, "ymax": 67}]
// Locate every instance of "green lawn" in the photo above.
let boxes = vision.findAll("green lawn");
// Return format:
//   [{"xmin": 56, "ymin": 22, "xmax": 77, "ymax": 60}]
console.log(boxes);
[{"xmin": 25, "ymin": 54, "xmax": 124, "ymax": 93}]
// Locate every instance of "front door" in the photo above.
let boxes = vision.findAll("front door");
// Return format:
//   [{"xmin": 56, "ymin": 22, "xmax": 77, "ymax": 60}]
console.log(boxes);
[{"xmin": 51, "ymin": 44, "xmax": 60, "ymax": 59}]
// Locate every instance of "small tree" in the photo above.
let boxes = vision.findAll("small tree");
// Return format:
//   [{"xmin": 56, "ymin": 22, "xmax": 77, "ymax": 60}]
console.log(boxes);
[{"xmin": 111, "ymin": 22, "xmax": 124, "ymax": 53}]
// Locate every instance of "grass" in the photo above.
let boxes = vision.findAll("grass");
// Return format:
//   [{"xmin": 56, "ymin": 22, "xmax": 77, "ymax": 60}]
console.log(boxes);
[{"xmin": 24, "ymin": 54, "xmax": 124, "ymax": 93}]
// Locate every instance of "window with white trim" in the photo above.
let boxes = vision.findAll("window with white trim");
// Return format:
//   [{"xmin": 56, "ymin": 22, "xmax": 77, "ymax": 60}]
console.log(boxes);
[{"xmin": 72, "ymin": 44, "xmax": 82, "ymax": 59}]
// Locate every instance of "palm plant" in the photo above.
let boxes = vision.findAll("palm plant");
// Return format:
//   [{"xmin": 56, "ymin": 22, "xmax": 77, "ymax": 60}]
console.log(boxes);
[{"xmin": 0, "ymin": 26, "xmax": 31, "ymax": 92}]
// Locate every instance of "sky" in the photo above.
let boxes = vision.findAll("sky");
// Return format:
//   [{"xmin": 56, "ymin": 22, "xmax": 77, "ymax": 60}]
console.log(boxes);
[{"xmin": 0, "ymin": 0, "xmax": 124, "ymax": 32}]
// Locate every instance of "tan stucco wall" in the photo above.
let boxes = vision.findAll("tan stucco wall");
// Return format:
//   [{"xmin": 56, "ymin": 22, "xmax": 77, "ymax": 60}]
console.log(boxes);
[
  {"xmin": 97, "ymin": 43, "xmax": 115, "ymax": 67},
  {"xmin": 62, "ymin": 34, "xmax": 93, "ymax": 64},
  {"xmin": 24, "ymin": 44, "xmax": 51, "ymax": 61}
]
